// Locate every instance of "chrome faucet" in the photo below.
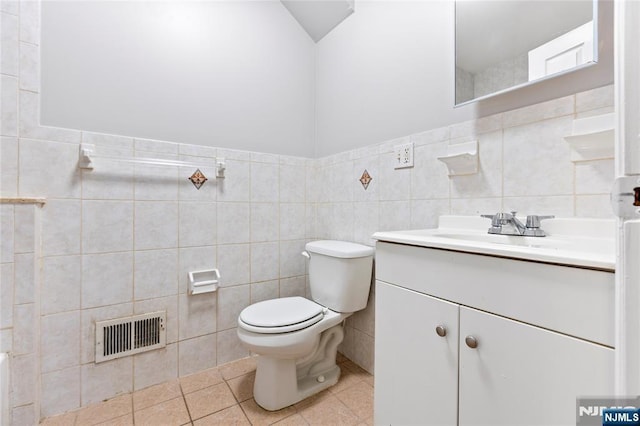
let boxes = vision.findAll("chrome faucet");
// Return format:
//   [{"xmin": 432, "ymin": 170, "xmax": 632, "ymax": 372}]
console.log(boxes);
[{"xmin": 480, "ymin": 212, "xmax": 554, "ymax": 237}]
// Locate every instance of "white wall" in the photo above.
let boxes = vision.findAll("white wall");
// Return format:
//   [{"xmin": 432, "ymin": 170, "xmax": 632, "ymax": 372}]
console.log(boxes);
[
  {"xmin": 40, "ymin": 1, "xmax": 316, "ymax": 157},
  {"xmin": 314, "ymin": 0, "xmax": 614, "ymax": 157},
  {"xmin": 315, "ymin": 1, "xmax": 467, "ymax": 157},
  {"xmin": 39, "ymin": 0, "xmax": 614, "ymax": 158}
]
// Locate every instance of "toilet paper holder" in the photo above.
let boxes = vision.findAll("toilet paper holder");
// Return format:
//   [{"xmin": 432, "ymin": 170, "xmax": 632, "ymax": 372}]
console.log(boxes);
[{"xmin": 188, "ymin": 269, "xmax": 220, "ymax": 295}]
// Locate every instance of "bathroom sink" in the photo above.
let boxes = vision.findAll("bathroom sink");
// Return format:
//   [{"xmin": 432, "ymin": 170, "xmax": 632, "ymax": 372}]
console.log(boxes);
[
  {"xmin": 431, "ymin": 232, "xmax": 569, "ymax": 248},
  {"xmin": 372, "ymin": 215, "xmax": 615, "ymax": 270}
]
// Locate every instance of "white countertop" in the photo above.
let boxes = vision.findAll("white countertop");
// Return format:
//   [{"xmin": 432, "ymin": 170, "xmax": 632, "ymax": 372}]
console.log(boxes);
[{"xmin": 372, "ymin": 216, "xmax": 615, "ymax": 271}]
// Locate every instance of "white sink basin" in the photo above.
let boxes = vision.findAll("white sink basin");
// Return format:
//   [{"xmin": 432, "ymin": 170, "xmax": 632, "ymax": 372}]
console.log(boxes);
[{"xmin": 372, "ymin": 215, "xmax": 615, "ymax": 270}]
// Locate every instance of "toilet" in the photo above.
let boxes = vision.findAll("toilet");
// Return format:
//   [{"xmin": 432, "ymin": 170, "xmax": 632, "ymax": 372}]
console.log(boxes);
[{"xmin": 237, "ymin": 240, "xmax": 374, "ymax": 411}]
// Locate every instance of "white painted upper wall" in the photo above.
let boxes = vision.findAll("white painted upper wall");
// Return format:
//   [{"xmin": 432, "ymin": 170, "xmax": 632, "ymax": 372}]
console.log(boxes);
[
  {"xmin": 40, "ymin": 1, "xmax": 316, "ymax": 157},
  {"xmin": 40, "ymin": 1, "xmax": 613, "ymax": 159},
  {"xmin": 314, "ymin": 0, "xmax": 613, "ymax": 157}
]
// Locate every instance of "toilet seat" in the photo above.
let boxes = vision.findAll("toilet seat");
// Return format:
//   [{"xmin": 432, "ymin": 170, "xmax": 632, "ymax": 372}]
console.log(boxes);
[{"xmin": 239, "ymin": 297, "xmax": 326, "ymax": 334}]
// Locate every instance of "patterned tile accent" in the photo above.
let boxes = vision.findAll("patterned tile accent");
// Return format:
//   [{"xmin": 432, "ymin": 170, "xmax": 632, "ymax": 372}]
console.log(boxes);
[
  {"xmin": 188, "ymin": 169, "xmax": 208, "ymax": 190},
  {"xmin": 359, "ymin": 170, "xmax": 372, "ymax": 190}
]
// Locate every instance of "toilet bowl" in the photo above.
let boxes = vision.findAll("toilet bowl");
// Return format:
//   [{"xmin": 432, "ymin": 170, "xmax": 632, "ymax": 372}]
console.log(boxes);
[{"xmin": 237, "ymin": 240, "xmax": 374, "ymax": 411}]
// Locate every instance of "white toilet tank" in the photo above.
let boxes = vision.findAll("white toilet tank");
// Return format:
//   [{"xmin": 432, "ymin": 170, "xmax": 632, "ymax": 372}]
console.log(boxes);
[{"xmin": 305, "ymin": 240, "xmax": 374, "ymax": 313}]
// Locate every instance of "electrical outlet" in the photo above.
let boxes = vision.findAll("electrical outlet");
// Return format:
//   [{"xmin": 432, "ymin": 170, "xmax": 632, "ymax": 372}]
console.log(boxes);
[{"xmin": 394, "ymin": 142, "xmax": 414, "ymax": 169}]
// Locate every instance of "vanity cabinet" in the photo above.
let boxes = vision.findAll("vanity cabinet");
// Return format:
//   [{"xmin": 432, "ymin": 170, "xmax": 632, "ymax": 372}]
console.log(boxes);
[
  {"xmin": 374, "ymin": 242, "xmax": 615, "ymax": 426},
  {"xmin": 375, "ymin": 283, "xmax": 459, "ymax": 426}
]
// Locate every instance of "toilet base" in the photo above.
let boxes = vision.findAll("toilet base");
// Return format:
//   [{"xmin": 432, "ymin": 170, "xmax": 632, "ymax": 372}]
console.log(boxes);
[
  {"xmin": 253, "ymin": 356, "xmax": 340, "ymax": 411},
  {"xmin": 252, "ymin": 324, "xmax": 344, "ymax": 411}
]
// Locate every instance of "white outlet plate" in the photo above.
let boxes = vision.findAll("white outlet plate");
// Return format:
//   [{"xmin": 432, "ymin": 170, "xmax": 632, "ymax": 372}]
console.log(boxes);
[{"xmin": 394, "ymin": 142, "xmax": 414, "ymax": 169}]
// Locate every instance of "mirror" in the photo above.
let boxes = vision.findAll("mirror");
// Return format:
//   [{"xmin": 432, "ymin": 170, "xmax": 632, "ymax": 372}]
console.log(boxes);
[{"xmin": 455, "ymin": 0, "xmax": 597, "ymax": 106}]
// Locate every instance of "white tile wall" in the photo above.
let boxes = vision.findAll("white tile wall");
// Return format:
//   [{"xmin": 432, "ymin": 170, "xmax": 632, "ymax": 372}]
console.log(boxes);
[
  {"xmin": 217, "ymin": 244, "xmax": 251, "ymax": 287},
  {"xmin": 250, "ymin": 242, "xmax": 279, "ymax": 283},
  {"xmin": 13, "ymin": 253, "xmax": 34, "ymax": 304},
  {"xmin": 133, "ymin": 343, "xmax": 178, "ymax": 391},
  {"xmin": 1, "ymin": 137, "xmax": 19, "ymax": 196},
  {"xmin": 133, "ymin": 249, "xmax": 178, "ymax": 299},
  {"xmin": 41, "ymin": 367, "xmax": 80, "ymax": 417},
  {"xmin": 19, "ymin": 0, "xmax": 40, "ymax": 45},
  {"xmin": 134, "ymin": 201, "xmax": 179, "ymax": 250},
  {"xmin": 216, "ymin": 328, "xmax": 248, "ymax": 365},
  {"xmin": 250, "ymin": 203, "xmax": 279, "ymax": 242},
  {"xmin": 0, "ymin": 76, "xmax": 18, "ymax": 137},
  {"xmin": 216, "ymin": 285, "xmax": 251, "ymax": 331},
  {"xmin": 82, "ymin": 200, "xmax": 134, "ymax": 253},
  {"xmin": 217, "ymin": 202, "xmax": 250, "ymax": 244},
  {"xmin": 42, "ymin": 199, "xmax": 81, "ymax": 256},
  {"xmin": 41, "ymin": 311, "xmax": 81, "ymax": 373},
  {"xmin": 178, "ymin": 293, "xmax": 217, "ymax": 340},
  {"xmin": 81, "ymin": 252, "xmax": 133, "ymax": 309},
  {"xmin": 1, "ymin": 12, "xmax": 19, "ymax": 76},
  {"xmin": 19, "ymin": 42, "xmax": 39, "ymax": 92},
  {"xmin": 179, "ymin": 334, "xmax": 217, "ymax": 376},
  {"xmin": 312, "ymin": 85, "xmax": 616, "ymax": 374},
  {"xmin": 80, "ymin": 357, "xmax": 133, "ymax": 406},
  {"xmin": 0, "ymin": 263, "xmax": 14, "ymax": 327},
  {"xmin": 41, "ymin": 255, "xmax": 81, "ymax": 314}
]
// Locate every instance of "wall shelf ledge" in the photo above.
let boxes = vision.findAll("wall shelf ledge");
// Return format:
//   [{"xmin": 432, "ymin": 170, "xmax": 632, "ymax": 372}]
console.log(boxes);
[
  {"xmin": 564, "ymin": 113, "xmax": 615, "ymax": 162},
  {"xmin": 437, "ymin": 140, "xmax": 478, "ymax": 176}
]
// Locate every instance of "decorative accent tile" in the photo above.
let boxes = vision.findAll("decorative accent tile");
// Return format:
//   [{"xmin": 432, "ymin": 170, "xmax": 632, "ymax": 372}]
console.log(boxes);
[
  {"xmin": 359, "ymin": 170, "xmax": 372, "ymax": 190},
  {"xmin": 188, "ymin": 169, "xmax": 208, "ymax": 190}
]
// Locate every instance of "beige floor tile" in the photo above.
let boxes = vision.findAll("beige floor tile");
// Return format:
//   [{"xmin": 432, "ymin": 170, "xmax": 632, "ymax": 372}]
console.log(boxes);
[
  {"xmin": 328, "ymin": 366, "xmax": 364, "ymax": 394},
  {"xmin": 40, "ymin": 411, "xmax": 77, "ymax": 425},
  {"xmin": 226, "ymin": 371, "xmax": 255, "ymax": 402},
  {"xmin": 75, "ymin": 394, "xmax": 132, "ymax": 425},
  {"xmin": 293, "ymin": 389, "xmax": 332, "ymax": 411},
  {"xmin": 192, "ymin": 405, "xmax": 250, "ymax": 426},
  {"xmin": 363, "ymin": 374, "xmax": 374, "ymax": 387},
  {"xmin": 179, "ymin": 368, "xmax": 223, "ymax": 395},
  {"xmin": 134, "ymin": 397, "xmax": 190, "ymax": 426},
  {"xmin": 272, "ymin": 413, "xmax": 310, "ymax": 425},
  {"xmin": 334, "ymin": 381, "xmax": 374, "ymax": 420},
  {"xmin": 298, "ymin": 394, "xmax": 360, "ymax": 426},
  {"xmin": 95, "ymin": 413, "xmax": 134, "ymax": 426},
  {"xmin": 133, "ymin": 380, "xmax": 182, "ymax": 411},
  {"xmin": 218, "ymin": 356, "xmax": 257, "ymax": 380},
  {"xmin": 184, "ymin": 382, "xmax": 236, "ymax": 420},
  {"xmin": 340, "ymin": 360, "xmax": 372, "ymax": 379},
  {"xmin": 239, "ymin": 398, "xmax": 297, "ymax": 426}
]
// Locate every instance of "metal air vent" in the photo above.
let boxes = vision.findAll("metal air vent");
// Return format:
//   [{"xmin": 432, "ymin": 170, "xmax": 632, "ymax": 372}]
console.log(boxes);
[{"xmin": 95, "ymin": 311, "xmax": 166, "ymax": 363}]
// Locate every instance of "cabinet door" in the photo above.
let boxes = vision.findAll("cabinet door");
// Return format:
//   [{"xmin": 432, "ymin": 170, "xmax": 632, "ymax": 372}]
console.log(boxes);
[
  {"xmin": 459, "ymin": 307, "xmax": 614, "ymax": 426},
  {"xmin": 374, "ymin": 281, "xmax": 459, "ymax": 425}
]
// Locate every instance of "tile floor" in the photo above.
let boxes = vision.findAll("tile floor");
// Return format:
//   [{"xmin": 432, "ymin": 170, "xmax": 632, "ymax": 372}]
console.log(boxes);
[{"xmin": 40, "ymin": 354, "xmax": 374, "ymax": 425}]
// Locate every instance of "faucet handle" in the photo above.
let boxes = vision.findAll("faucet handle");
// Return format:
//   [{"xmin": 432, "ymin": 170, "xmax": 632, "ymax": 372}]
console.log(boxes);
[
  {"xmin": 480, "ymin": 213, "xmax": 499, "ymax": 226},
  {"xmin": 525, "ymin": 215, "xmax": 555, "ymax": 229},
  {"xmin": 480, "ymin": 213, "xmax": 503, "ymax": 233}
]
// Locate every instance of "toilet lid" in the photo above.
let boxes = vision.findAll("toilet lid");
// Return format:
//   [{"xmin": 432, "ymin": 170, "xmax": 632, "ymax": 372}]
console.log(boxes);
[{"xmin": 239, "ymin": 297, "xmax": 325, "ymax": 334}]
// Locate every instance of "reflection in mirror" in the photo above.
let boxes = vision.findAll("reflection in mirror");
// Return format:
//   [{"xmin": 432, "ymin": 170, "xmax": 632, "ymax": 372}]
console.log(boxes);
[{"xmin": 455, "ymin": 0, "xmax": 597, "ymax": 105}]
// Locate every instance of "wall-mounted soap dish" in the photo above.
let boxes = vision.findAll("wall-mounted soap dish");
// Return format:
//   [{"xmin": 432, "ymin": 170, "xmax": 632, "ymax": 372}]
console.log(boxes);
[
  {"xmin": 564, "ymin": 113, "xmax": 615, "ymax": 162},
  {"xmin": 188, "ymin": 269, "xmax": 220, "ymax": 295},
  {"xmin": 437, "ymin": 140, "xmax": 478, "ymax": 176}
]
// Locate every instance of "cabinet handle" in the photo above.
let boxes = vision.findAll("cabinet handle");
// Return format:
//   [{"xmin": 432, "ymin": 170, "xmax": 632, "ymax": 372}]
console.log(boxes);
[
  {"xmin": 435, "ymin": 325, "xmax": 447, "ymax": 337},
  {"xmin": 465, "ymin": 335, "xmax": 478, "ymax": 349}
]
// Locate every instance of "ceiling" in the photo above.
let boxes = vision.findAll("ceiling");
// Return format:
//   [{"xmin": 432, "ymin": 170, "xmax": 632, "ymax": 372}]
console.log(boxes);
[{"xmin": 280, "ymin": 0, "xmax": 355, "ymax": 42}]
